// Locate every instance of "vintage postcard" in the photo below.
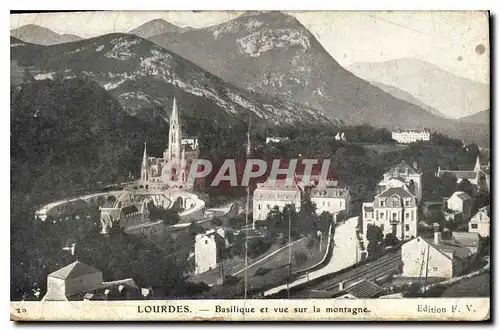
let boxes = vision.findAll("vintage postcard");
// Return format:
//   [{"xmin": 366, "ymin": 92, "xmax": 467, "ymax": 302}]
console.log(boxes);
[{"xmin": 10, "ymin": 10, "xmax": 490, "ymax": 321}]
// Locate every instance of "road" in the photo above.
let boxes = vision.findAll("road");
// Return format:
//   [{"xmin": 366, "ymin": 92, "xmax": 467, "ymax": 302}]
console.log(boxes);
[
  {"xmin": 296, "ymin": 251, "xmax": 402, "ymax": 298},
  {"xmin": 263, "ymin": 216, "xmax": 360, "ymax": 296}
]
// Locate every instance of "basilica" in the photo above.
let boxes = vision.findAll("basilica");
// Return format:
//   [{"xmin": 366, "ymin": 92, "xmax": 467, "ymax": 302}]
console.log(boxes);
[{"xmin": 139, "ymin": 98, "xmax": 200, "ymax": 189}]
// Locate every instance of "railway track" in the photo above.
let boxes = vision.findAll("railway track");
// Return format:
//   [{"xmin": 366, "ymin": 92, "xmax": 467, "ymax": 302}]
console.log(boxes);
[{"xmin": 295, "ymin": 251, "xmax": 401, "ymax": 297}]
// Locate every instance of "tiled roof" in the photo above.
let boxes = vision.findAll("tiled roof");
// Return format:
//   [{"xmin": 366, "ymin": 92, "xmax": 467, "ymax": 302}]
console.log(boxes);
[
  {"xmin": 49, "ymin": 261, "xmax": 102, "ymax": 280},
  {"xmin": 451, "ymin": 191, "xmax": 471, "ymax": 201},
  {"xmin": 346, "ymin": 279, "xmax": 384, "ymax": 298},
  {"xmin": 377, "ymin": 186, "xmax": 415, "ymax": 199},
  {"xmin": 451, "ymin": 232, "xmax": 480, "ymax": 248},
  {"xmin": 438, "ymin": 170, "xmax": 478, "ymax": 180},
  {"xmin": 421, "ymin": 238, "xmax": 472, "ymax": 260}
]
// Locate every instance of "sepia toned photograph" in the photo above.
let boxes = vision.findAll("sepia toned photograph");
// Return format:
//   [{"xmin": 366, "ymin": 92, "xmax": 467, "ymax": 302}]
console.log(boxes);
[{"xmin": 10, "ymin": 10, "xmax": 490, "ymax": 321}]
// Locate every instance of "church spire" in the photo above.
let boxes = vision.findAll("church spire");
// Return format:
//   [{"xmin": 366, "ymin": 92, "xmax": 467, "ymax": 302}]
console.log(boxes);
[
  {"xmin": 474, "ymin": 155, "xmax": 481, "ymax": 172},
  {"xmin": 140, "ymin": 142, "xmax": 148, "ymax": 182}
]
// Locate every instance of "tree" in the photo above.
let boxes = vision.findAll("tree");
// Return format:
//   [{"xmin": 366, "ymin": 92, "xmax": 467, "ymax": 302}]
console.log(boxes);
[
  {"xmin": 457, "ymin": 179, "xmax": 475, "ymax": 198},
  {"xmin": 384, "ymin": 233, "xmax": 400, "ymax": 247},
  {"xmin": 366, "ymin": 224, "xmax": 383, "ymax": 257},
  {"xmin": 23, "ymin": 68, "xmax": 33, "ymax": 84}
]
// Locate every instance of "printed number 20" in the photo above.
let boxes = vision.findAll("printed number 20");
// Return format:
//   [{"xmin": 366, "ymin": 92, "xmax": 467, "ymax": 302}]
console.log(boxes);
[{"xmin": 16, "ymin": 308, "xmax": 27, "ymax": 313}]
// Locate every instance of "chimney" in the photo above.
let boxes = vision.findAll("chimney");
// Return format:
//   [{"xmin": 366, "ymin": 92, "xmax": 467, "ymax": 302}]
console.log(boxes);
[
  {"xmin": 338, "ymin": 281, "xmax": 345, "ymax": 291},
  {"xmin": 434, "ymin": 231, "xmax": 442, "ymax": 245},
  {"xmin": 413, "ymin": 162, "xmax": 418, "ymax": 171}
]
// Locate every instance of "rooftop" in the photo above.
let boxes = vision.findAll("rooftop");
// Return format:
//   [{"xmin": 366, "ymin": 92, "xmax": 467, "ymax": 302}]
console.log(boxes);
[
  {"xmin": 450, "ymin": 191, "xmax": 472, "ymax": 201},
  {"xmin": 420, "ymin": 238, "xmax": 472, "ymax": 260},
  {"xmin": 48, "ymin": 261, "xmax": 102, "ymax": 280},
  {"xmin": 385, "ymin": 160, "xmax": 420, "ymax": 175},
  {"xmin": 345, "ymin": 279, "xmax": 384, "ymax": 298},
  {"xmin": 377, "ymin": 186, "xmax": 415, "ymax": 199}
]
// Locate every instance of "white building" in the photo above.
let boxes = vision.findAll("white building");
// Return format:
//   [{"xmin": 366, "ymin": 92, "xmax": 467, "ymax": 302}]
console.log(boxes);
[
  {"xmin": 194, "ymin": 229, "xmax": 225, "ymax": 275},
  {"xmin": 266, "ymin": 136, "xmax": 290, "ymax": 144},
  {"xmin": 401, "ymin": 231, "xmax": 476, "ymax": 279},
  {"xmin": 379, "ymin": 161, "xmax": 423, "ymax": 200},
  {"xmin": 445, "ymin": 191, "xmax": 473, "ymax": 221},
  {"xmin": 391, "ymin": 129, "xmax": 431, "ymax": 144},
  {"xmin": 252, "ymin": 179, "xmax": 302, "ymax": 225},
  {"xmin": 362, "ymin": 185, "xmax": 419, "ymax": 242},
  {"xmin": 310, "ymin": 179, "xmax": 350, "ymax": 215},
  {"xmin": 42, "ymin": 261, "xmax": 139, "ymax": 301},
  {"xmin": 469, "ymin": 206, "xmax": 490, "ymax": 237}
]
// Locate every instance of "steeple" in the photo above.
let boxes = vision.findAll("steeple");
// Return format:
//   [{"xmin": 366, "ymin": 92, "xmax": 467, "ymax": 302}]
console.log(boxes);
[
  {"xmin": 474, "ymin": 155, "xmax": 481, "ymax": 172},
  {"xmin": 168, "ymin": 97, "xmax": 181, "ymax": 163},
  {"xmin": 140, "ymin": 142, "xmax": 148, "ymax": 182}
]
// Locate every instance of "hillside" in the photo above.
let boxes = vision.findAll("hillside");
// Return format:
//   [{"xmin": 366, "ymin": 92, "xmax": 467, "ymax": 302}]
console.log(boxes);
[
  {"xmin": 129, "ymin": 19, "xmax": 193, "ymax": 39},
  {"xmin": 369, "ymin": 81, "xmax": 449, "ymax": 119},
  {"xmin": 11, "ymin": 24, "xmax": 82, "ymax": 45},
  {"xmin": 458, "ymin": 110, "xmax": 490, "ymax": 125},
  {"xmin": 10, "ymin": 32, "xmax": 331, "ymax": 126},
  {"xmin": 348, "ymin": 58, "xmax": 489, "ymax": 119},
  {"xmin": 147, "ymin": 11, "xmax": 464, "ymax": 131}
]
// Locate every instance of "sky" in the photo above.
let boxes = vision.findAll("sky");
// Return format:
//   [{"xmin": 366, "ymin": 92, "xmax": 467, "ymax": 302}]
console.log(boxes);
[{"xmin": 10, "ymin": 11, "xmax": 490, "ymax": 83}]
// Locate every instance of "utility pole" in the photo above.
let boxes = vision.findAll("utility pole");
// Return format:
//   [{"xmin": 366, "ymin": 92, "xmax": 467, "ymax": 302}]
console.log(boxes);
[
  {"xmin": 244, "ymin": 112, "xmax": 251, "ymax": 300},
  {"xmin": 423, "ymin": 244, "xmax": 431, "ymax": 294},
  {"xmin": 287, "ymin": 208, "xmax": 292, "ymax": 299}
]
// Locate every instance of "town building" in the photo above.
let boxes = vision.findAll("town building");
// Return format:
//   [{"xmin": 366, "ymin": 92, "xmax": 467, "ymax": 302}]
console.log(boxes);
[
  {"xmin": 42, "ymin": 261, "xmax": 140, "ymax": 301},
  {"xmin": 391, "ymin": 128, "xmax": 431, "ymax": 144},
  {"xmin": 252, "ymin": 179, "xmax": 302, "ymax": 225},
  {"xmin": 444, "ymin": 191, "xmax": 473, "ymax": 221},
  {"xmin": 139, "ymin": 98, "xmax": 200, "ymax": 189},
  {"xmin": 334, "ymin": 132, "xmax": 347, "ymax": 142},
  {"xmin": 309, "ymin": 179, "xmax": 350, "ymax": 216},
  {"xmin": 379, "ymin": 161, "xmax": 423, "ymax": 200},
  {"xmin": 401, "ymin": 231, "xmax": 478, "ymax": 279},
  {"xmin": 194, "ymin": 228, "xmax": 233, "ymax": 275},
  {"xmin": 436, "ymin": 155, "xmax": 490, "ymax": 189},
  {"xmin": 362, "ymin": 184, "xmax": 419, "ymax": 242},
  {"xmin": 266, "ymin": 136, "xmax": 290, "ymax": 144},
  {"xmin": 469, "ymin": 206, "xmax": 490, "ymax": 237}
]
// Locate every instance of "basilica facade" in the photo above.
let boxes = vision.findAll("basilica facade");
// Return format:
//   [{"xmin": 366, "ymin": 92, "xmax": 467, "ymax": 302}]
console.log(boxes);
[{"xmin": 139, "ymin": 98, "xmax": 200, "ymax": 189}]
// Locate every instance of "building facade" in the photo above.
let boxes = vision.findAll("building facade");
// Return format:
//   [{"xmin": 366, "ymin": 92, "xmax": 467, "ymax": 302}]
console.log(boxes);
[
  {"xmin": 445, "ymin": 191, "xmax": 473, "ymax": 221},
  {"xmin": 391, "ymin": 129, "xmax": 431, "ymax": 144},
  {"xmin": 194, "ymin": 229, "xmax": 225, "ymax": 275},
  {"xmin": 362, "ymin": 185, "xmax": 419, "ymax": 242},
  {"xmin": 379, "ymin": 161, "xmax": 423, "ymax": 200},
  {"xmin": 469, "ymin": 206, "xmax": 490, "ymax": 237},
  {"xmin": 140, "ymin": 98, "xmax": 200, "ymax": 189},
  {"xmin": 310, "ymin": 180, "xmax": 350, "ymax": 216},
  {"xmin": 401, "ymin": 232, "xmax": 475, "ymax": 279},
  {"xmin": 252, "ymin": 179, "xmax": 302, "ymax": 225}
]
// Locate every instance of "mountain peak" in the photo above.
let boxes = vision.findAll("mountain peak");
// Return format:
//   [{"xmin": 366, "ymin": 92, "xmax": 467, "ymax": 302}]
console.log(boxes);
[
  {"xmin": 129, "ymin": 18, "xmax": 189, "ymax": 39},
  {"xmin": 11, "ymin": 24, "xmax": 82, "ymax": 45}
]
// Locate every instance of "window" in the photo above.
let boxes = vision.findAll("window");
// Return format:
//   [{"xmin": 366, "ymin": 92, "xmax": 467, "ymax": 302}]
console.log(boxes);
[
  {"xmin": 205, "ymin": 240, "xmax": 208, "ymax": 244},
  {"xmin": 392, "ymin": 212, "xmax": 397, "ymax": 220},
  {"xmin": 258, "ymin": 204, "xmax": 261, "ymax": 210},
  {"xmin": 380, "ymin": 200, "xmax": 385, "ymax": 207},
  {"xmin": 340, "ymin": 201, "xmax": 343, "ymax": 208},
  {"xmin": 405, "ymin": 224, "xmax": 410, "ymax": 231},
  {"xmin": 365, "ymin": 213, "xmax": 368, "ymax": 219},
  {"xmin": 471, "ymin": 224, "xmax": 478, "ymax": 229},
  {"xmin": 433, "ymin": 267, "xmax": 438, "ymax": 271},
  {"xmin": 405, "ymin": 200, "xmax": 410, "ymax": 207},
  {"xmin": 267, "ymin": 204, "xmax": 271, "ymax": 209},
  {"xmin": 380, "ymin": 212, "xmax": 385, "ymax": 219},
  {"xmin": 328, "ymin": 202, "xmax": 331, "ymax": 207},
  {"xmin": 405, "ymin": 212, "xmax": 410, "ymax": 219},
  {"xmin": 380, "ymin": 224, "xmax": 384, "ymax": 231}
]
